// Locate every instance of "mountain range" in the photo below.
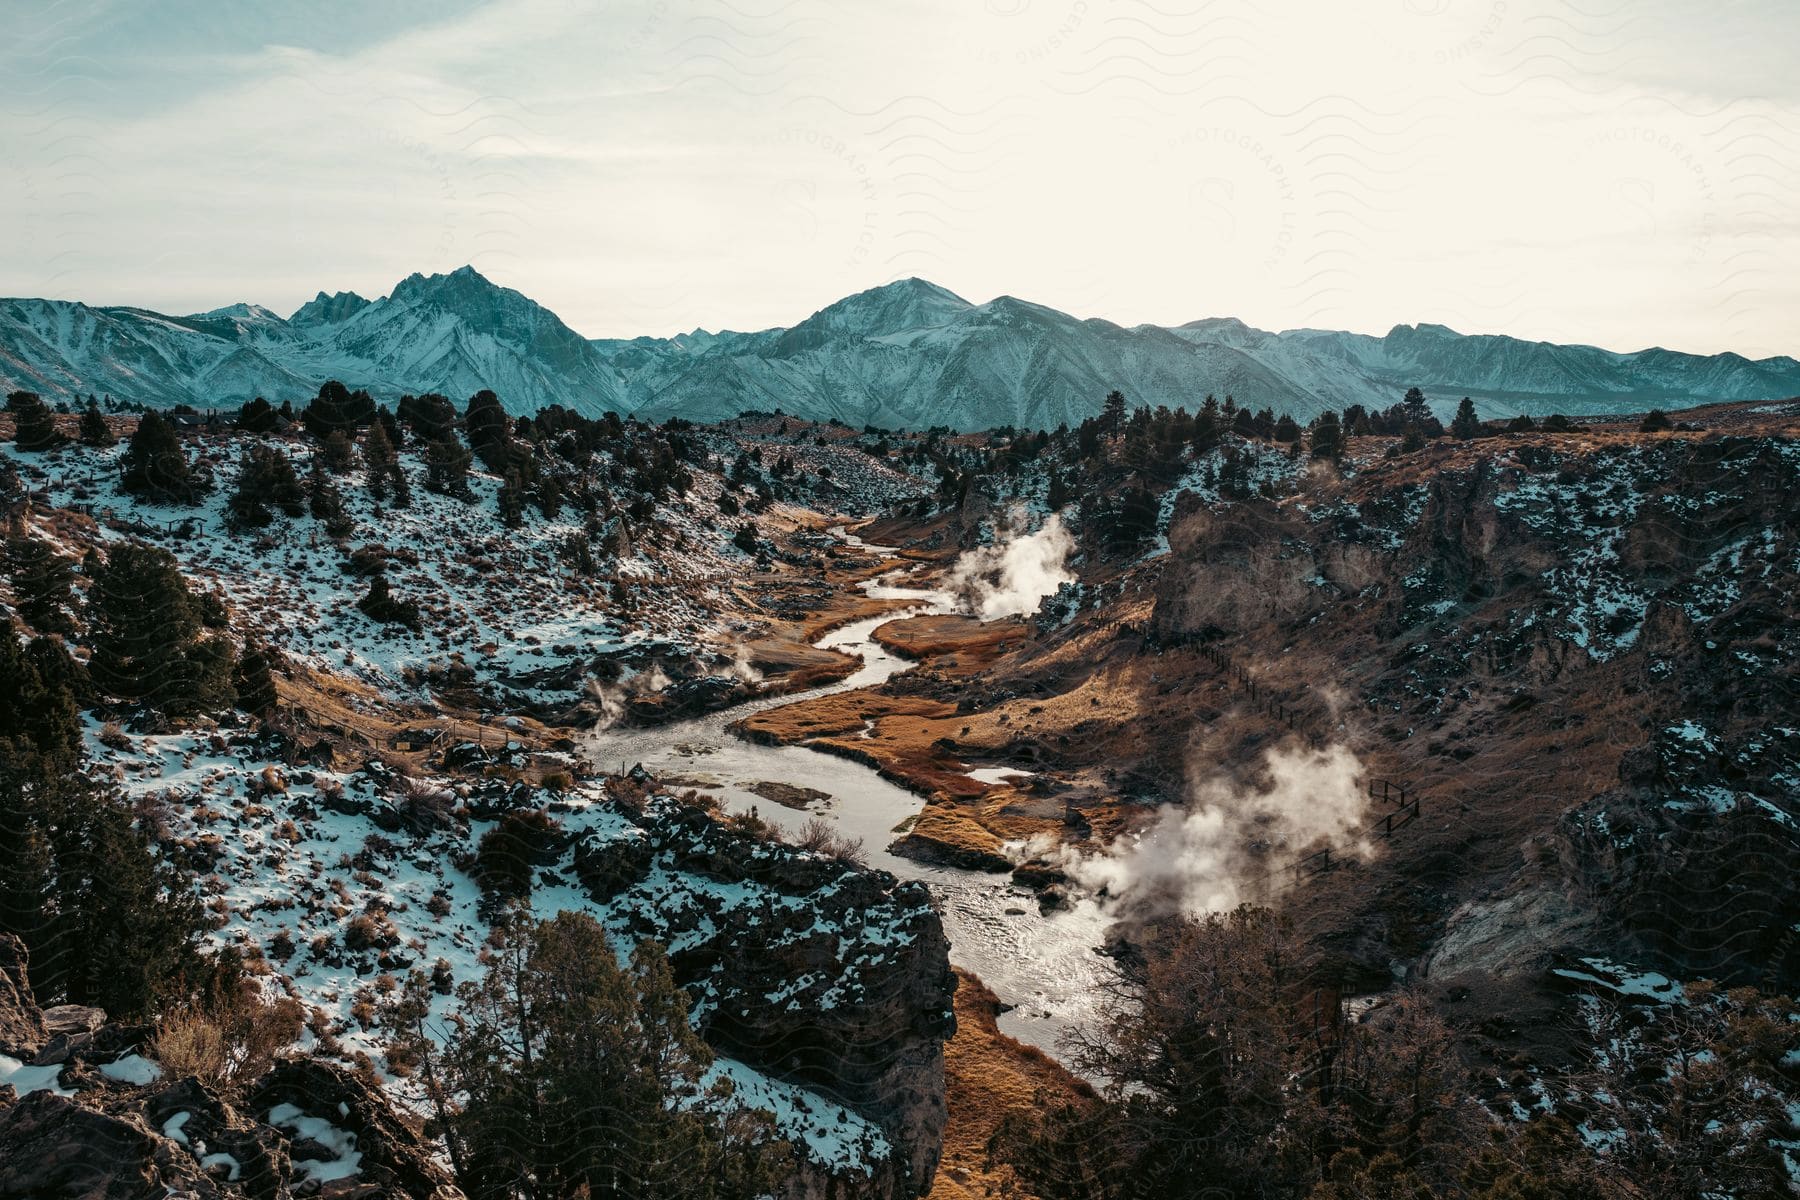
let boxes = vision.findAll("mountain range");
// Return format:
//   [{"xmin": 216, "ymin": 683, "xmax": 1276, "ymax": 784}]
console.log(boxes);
[{"xmin": 4, "ymin": 266, "xmax": 1797, "ymax": 430}]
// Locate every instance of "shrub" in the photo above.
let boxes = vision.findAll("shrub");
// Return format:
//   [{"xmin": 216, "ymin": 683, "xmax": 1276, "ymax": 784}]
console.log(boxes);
[{"xmin": 794, "ymin": 817, "xmax": 867, "ymax": 866}]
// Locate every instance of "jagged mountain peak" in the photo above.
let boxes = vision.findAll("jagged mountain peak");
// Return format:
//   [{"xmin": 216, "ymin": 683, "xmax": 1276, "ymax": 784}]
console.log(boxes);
[
  {"xmin": 289, "ymin": 290, "xmax": 371, "ymax": 327},
  {"xmin": 388, "ymin": 264, "xmax": 508, "ymax": 307},
  {"xmin": 1386, "ymin": 321, "xmax": 1464, "ymax": 340},
  {"xmin": 800, "ymin": 276, "xmax": 973, "ymax": 337},
  {"xmin": 189, "ymin": 302, "xmax": 283, "ymax": 323}
]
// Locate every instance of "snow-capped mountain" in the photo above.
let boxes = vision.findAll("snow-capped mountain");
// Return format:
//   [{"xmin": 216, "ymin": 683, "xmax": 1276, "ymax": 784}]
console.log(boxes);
[
  {"xmin": 0, "ymin": 266, "xmax": 626, "ymax": 417},
  {"xmin": 4, "ymin": 269, "xmax": 1798, "ymax": 428}
]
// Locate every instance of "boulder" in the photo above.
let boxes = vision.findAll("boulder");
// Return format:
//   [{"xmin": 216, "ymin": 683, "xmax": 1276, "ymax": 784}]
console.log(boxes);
[
  {"xmin": 144, "ymin": 1076, "xmax": 291, "ymax": 1200},
  {"xmin": 249, "ymin": 1060, "xmax": 459, "ymax": 1199}
]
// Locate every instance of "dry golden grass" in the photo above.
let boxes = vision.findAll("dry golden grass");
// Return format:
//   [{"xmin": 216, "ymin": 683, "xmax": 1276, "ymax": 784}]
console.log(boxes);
[
  {"xmin": 927, "ymin": 969, "xmax": 1093, "ymax": 1200},
  {"xmin": 872, "ymin": 614, "xmax": 1028, "ymax": 667}
]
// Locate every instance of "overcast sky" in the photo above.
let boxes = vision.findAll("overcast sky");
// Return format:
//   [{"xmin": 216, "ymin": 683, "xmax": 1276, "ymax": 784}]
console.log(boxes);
[{"xmin": 4, "ymin": 0, "xmax": 1796, "ymax": 355}]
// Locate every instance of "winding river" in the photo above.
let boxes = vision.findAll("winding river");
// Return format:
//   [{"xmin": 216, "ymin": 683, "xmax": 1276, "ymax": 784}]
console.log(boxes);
[{"xmin": 585, "ymin": 531, "xmax": 1110, "ymax": 1063}]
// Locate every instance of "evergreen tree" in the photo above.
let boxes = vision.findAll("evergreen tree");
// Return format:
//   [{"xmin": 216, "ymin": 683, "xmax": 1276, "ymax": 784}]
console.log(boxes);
[
  {"xmin": 531, "ymin": 468, "xmax": 564, "ymax": 519},
  {"xmin": 1273, "ymin": 413, "xmax": 1301, "ymax": 443},
  {"xmin": 318, "ymin": 429, "xmax": 357, "ymax": 475},
  {"xmin": 0, "ymin": 620, "xmax": 83, "ymax": 770},
  {"xmin": 8, "ymin": 391, "xmax": 66, "ymax": 452},
  {"xmin": 0, "ymin": 759, "xmax": 209, "ymax": 1019},
  {"xmin": 388, "ymin": 450, "xmax": 413, "ymax": 509},
  {"xmin": 309, "ymin": 453, "xmax": 355, "ymax": 539},
  {"xmin": 301, "ymin": 380, "xmax": 374, "ymax": 438},
  {"xmin": 233, "ymin": 640, "xmax": 278, "ymax": 718},
  {"xmin": 1401, "ymin": 386, "xmax": 1432, "ymax": 425},
  {"xmin": 1639, "ymin": 408, "xmax": 1672, "ymax": 433},
  {"xmin": 226, "ymin": 445, "xmax": 306, "ymax": 528},
  {"xmin": 88, "ymin": 542, "xmax": 235, "ymax": 716},
  {"xmin": 237, "ymin": 397, "xmax": 278, "ymax": 434},
  {"xmin": 1310, "ymin": 411, "xmax": 1343, "ymax": 462},
  {"xmin": 1451, "ymin": 397, "xmax": 1482, "ymax": 440},
  {"xmin": 425, "ymin": 436, "xmax": 473, "ymax": 498},
  {"xmin": 357, "ymin": 574, "xmax": 422, "ymax": 632},
  {"xmin": 465, "ymin": 389, "xmax": 511, "ymax": 473},
  {"xmin": 375, "ymin": 404, "xmax": 404, "ymax": 448},
  {"xmin": 391, "ymin": 912, "xmax": 789, "ymax": 1200},
  {"xmin": 398, "ymin": 393, "xmax": 457, "ymax": 444},
  {"xmin": 120, "ymin": 411, "xmax": 206, "ymax": 505},
  {"xmin": 1101, "ymin": 389, "xmax": 1128, "ymax": 435},
  {"xmin": 362, "ymin": 419, "xmax": 399, "ymax": 501},
  {"xmin": 1192, "ymin": 396, "xmax": 1220, "ymax": 456},
  {"xmin": 5, "ymin": 534, "xmax": 80, "ymax": 635},
  {"xmin": 79, "ymin": 398, "xmax": 116, "ymax": 446}
]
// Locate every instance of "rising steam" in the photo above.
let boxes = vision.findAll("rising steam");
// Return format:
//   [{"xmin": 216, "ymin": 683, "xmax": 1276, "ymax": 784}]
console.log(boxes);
[
  {"xmin": 947, "ymin": 511, "xmax": 1076, "ymax": 621},
  {"xmin": 1031, "ymin": 742, "xmax": 1372, "ymax": 916}
]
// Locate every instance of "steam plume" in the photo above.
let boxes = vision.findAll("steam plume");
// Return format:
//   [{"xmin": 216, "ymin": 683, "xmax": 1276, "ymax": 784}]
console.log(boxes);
[
  {"xmin": 947, "ymin": 511, "xmax": 1075, "ymax": 621},
  {"xmin": 1034, "ymin": 743, "xmax": 1372, "ymax": 916}
]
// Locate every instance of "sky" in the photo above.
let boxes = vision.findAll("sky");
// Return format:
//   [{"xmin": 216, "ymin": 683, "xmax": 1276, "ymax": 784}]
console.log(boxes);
[{"xmin": 4, "ymin": 0, "xmax": 1797, "ymax": 356}]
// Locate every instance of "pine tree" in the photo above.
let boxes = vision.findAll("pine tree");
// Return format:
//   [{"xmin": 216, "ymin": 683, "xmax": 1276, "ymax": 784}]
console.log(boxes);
[
  {"xmin": 362, "ymin": 419, "xmax": 398, "ymax": 501},
  {"xmin": 233, "ymin": 640, "xmax": 279, "ymax": 718},
  {"xmin": 1401, "ymin": 386, "xmax": 1430, "ymax": 422},
  {"xmin": 388, "ymin": 451, "xmax": 413, "ymax": 509},
  {"xmin": 79, "ymin": 398, "xmax": 115, "ymax": 446},
  {"xmin": 5, "ymin": 534, "xmax": 80, "ymax": 635},
  {"xmin": 88, "ymin": 542, "xmax": 235, "ymax": 716},
  {"xmin": 465, "ymin": 389, "xmax": 511, "ymax": 473},
  {"xmin": 309, "ymin": 453, "xmax": 355, "ymax": 539},
  {"xmin": 318, "ymin": 429, "xmax": 357, "ymax": 475},
  {"xmin": 120, "ymin": 412, "xmax": 206, "ymax": 505},
  {"xmin": 398, "ymin": 393, "xmax": 457, "ymax": 444},
  {"xmin": 227, "ymin": 445, "xmax": 307, "ymax": 528},
  {"xmin": 392, "ymin": 913, "xmax": 789, "ymax": 1200},
  {"xmin": 357, "ymin": 573, "xmax": 422, "ymax": 632},
  {"xmin": 1451, "ymin": 397, "xmax": 1482, "ymax": 440},
  {"xmin": 1101, "ymin": 389, "xmax": 1128, "ymax": 435},
  {"xmin": 1310, "ymin": 411, "xmax": 1343, "ymax": 462},
  {"xmin": 1193, "ymin": 398, "xmax": 1220, "ymax": 456},
  {"xmin": 0, "ymin": 620, "xmax": 84, "ymax": 770},
  {"xmin": 237, "ymin": 397, "xmax": 278, "ymax": 434},
  {"xmin": 425, "ymin": 436, "xmax": 473, "ymax": 498},
  {"xmin": 8, "ymin": 391, "xmax": 66, "ymax": 452},
  {"xmin": 0, "ymin": 759, "xmax": 209, "ymax": 1019},
  {"xmin": 301, "ymin": 380, "xmax": 374, "ymax": 438}
]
